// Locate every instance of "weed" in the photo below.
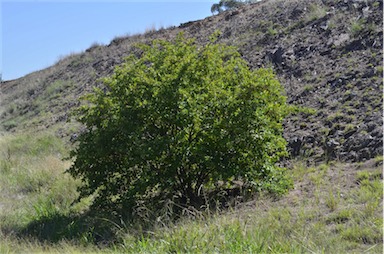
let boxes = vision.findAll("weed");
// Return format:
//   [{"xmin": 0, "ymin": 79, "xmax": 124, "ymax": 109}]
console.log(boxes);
[
  {"xmin": 307, "ymin": 4, "xmax": 327, "ymax": 22},
  {"xmin": 267, "ymin": 27, "xmax": 278, "ymax": 37},
  {"xmin": 327, "ymin": 209, "xmax": 352, "ymax": 224},
  {"xmin": 341, "ymin": 225, "xmax": 381, "ymax": 244},
  {"xmin": 349, "ymin": 18, "xmax": 367, "ymax": 38},
  {"xmin": 375, "ymin": 65, "xmax": 383, "ymax": 75},
  {"xmin": 303, "ymin": 84, "xmax": 313, "ymax": 92},
  {"xmin": 318, "ymin": 163, "xmax": 329, "ymax": 172},
  {"xmin": 2, "ymin": 120, "xmax": 17, "ymax": 131},
  {"xmin": 325, "ymin": 190, "xmax": 338, "ymax": 211}
]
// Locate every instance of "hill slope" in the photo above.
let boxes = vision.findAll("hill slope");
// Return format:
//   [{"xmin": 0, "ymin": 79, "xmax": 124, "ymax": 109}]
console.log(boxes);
[{"xmin": 1, "ymin": 0, "xmax": 383, "ymax": 162}]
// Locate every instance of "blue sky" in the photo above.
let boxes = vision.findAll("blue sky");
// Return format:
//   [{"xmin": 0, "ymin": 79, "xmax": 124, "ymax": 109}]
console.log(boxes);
[{"xmin": 1, "ymin": 1, "xmax": 214, "ymax": 81}]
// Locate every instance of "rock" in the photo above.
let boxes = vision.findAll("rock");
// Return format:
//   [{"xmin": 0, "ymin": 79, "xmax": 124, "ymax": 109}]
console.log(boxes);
[
  {"xmin": 290, "ymin": 6, "xmax": 304, "ymax": 19},
  {"xmin": 358, "ymin": 148, "xmax": 371, "ymax": 161},
  {"xmin": 325, "ymin": 139, "xmax": 340, "ymax": 160},
  {"xmin": 225, "ymin": 10, "xmax": 240, "ymax": 21},
  {"xmin": 344, "ymin": 128, "xmax": 357, "ymax": 139},
  {"xmin": 269, "ymin": 47, "xmax": 284, "ymax": 66},
  {"xmin": 346, "ymin": 151, "xmax": 359, "ymax": 162},
  {"xmin": 326, "ymin": 139, "xmax": 340, "ymax": 149},
  {"xmin": 304, "ymin": 135, "xmax": 316, "ymax": 144},
  {"xmin": 319, "ymin": 21, "xmax": 329, "ymax": 31},
  {"xmin": 70, "ymin": 133, "xmax": 78, "ymax": 142},
  {"xmin": 362, "ymin": 6, "xmax": 372, "ymax": 18},
  {"xmin": 288, "ymin": 136, "xmax": 302, "ymax": 156},
  {"xmin": 366, "ymin": 122, "xmax": 377, "ymax": 132},
  {"xmin": 333, "ymin": 33, "xmax": 350, "ymax": 47}
]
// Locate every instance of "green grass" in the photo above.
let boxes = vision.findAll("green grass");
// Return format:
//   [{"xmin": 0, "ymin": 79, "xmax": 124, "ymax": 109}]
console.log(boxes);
[
  {"xmin": 0, "ymin": 132, "xmax": 382, "ymax": 253},
  {"xmin": 0, "ymin": 132, "xmax": 81, "ymax": 241}
]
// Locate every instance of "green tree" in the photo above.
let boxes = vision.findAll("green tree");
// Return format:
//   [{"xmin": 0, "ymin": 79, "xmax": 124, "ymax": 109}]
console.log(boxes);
[
  {"xmin": 68, "ymin": 33, "xmax": 291, "ymax": 215},
  {"xmin": 211, "ymin": 0, "xmax": 242, "ymax": 14},
  {"xmin": 211, "ymin": 0, "xmax": 258, "ymax": 14}
]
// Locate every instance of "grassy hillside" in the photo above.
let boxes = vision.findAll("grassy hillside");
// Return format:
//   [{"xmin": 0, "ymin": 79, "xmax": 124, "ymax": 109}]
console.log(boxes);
[
  {"xmin": 0, "ymin": 131, "xmax": 382, "ymax": 253},
  {"xmin": 1, "ymin": 0, "xmax": 382, "ymax": 162},
  {"xmin": 0, "ymin": 0, "xmax": 383, "ymax": 252}
]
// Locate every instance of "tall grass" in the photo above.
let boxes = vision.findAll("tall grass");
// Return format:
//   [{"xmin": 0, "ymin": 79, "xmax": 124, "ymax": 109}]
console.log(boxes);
[
  {"xmin": 112, "ymin": 163, "xmax": 382, "ymax": 253},
  {"xmin": 0, "ymin": 132, "xmax": 382, "ymax": 253},
  {"xmin": 0, "ymin": 132, "xmax": 80, "ymax": 239}
]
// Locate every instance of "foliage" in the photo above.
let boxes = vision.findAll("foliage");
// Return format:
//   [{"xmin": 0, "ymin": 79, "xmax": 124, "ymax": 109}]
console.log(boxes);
[
  {"xmin": 211, "ymin": 0, "xmax": 256, "ymax": 14},
  {"xmin": 2, "ymin": 157, "xmax": 381, "ymax": 253},
  {"xmin": 67, "ymin": 33, "xmax": 290, "ymax": 215}
]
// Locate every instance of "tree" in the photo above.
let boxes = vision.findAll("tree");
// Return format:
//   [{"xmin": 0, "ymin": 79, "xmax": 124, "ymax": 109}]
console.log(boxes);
[
  {"xmin": 68, "ymin": 33, "xmax": 291, "ymax": 215},
  {"xmin": 211, "ymin": 0, "xmax": 258, "ymax": 14},
  {"xmin": 211, "ymin": 0, "xmax": 242, "ymax": 14}
]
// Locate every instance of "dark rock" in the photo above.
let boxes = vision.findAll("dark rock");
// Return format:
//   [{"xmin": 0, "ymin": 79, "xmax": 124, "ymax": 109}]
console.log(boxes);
[
  {"xmin": 358, "ymin": 148, "xmax": 371, "ymax": 161},
  {"xmin": 70, "ymin": 133, "xmax": 78, "ymax": 142},
  {"xmin": 329, "ymin": 78, "xmax": 346, "ymax": 89},
  {"xmin": 371, "ymin": 127, "xmax": 383, "ymax": 138},
  {"xmin": 290, "ymin": 6, "xmax": 304, "ymax": 19},
  {"xmin": 361, "ymin": 68, "xmax": 375, "ymax": 78},
  {"xmin": 366, "ymin": 122, "xmax": 376, "ymax": 132},
  {"xmin": 288, "ymin": 136, "xmax": 302, "ymax": 156},
  {"xmin": 346, "ymin": 151, "xmax": 358, "ymax": 162},
  {"xmin": 268, "ymin": 47, "xmax": 284, "ymax": 66},
  {"xmin": 344, "ymin": 129, "xmax": 357, "ymax": 139},
  {"xmin": 325, "ymin": 139, "xmax": 340, "ymax": 160},
  {"xmin": 344, "ymin": 39, "xmax": 365, "ymax": 51},
  {"xmin": 225, "ymin": 10, "xmax": 240, "ymax": 21},
  {"xmin": 304, "ymin": 135, "xmax": 316, "ymax": 144}
]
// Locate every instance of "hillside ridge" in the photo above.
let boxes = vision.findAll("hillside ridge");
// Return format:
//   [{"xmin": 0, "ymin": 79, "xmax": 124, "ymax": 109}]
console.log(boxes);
[{"xmin": 1, "ymin": 0, "xmax": 382, "ymax": 162}]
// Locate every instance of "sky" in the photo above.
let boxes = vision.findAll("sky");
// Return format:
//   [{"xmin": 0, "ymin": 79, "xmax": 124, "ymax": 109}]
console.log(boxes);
[{"xmin": 1, "ymin": 1, "xmax": 215, "ymax": 81}]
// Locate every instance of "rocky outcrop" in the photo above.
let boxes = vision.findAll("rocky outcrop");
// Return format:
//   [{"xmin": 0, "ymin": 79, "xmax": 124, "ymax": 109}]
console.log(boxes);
[{"xmin": 1, "ymin": 0, "xmax": 382, "ymax": 163}]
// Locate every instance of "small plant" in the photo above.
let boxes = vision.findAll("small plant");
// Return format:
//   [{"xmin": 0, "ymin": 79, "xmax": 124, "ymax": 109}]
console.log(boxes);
[
  {"xmin": 307, "ymin": 4, "xmax": 327, "ymax": 22},
  {"xmin": 356, "ymin": 170, "xmax": 382, "ymax": 184},
  {"xmin": 376, "ymin": 65, "xmax": 383, "ymax": 76},
  {"xmin": 350, "ymin": 19, "xmax": 364, "ymax": 37},
  {"xmin": 318, "ymin": 163, "xmax": 329, "ymax": 172},
  {"xmin": 341, "ymin": 225, "xmax": 381, "ymax": 244},
  {"xmin": 374, "ymin": 155, "xmax": 383, "ymax": 165},
  {"xmin": 327, "ymin": 209, "xmax": 352, "ymax": 224},
  {"xmin": 144, "ymin": 23, "xmax": 157, "ymax": 34},
  {"xmin": 267, "ymin": 27, "xmax": 278, "ymax": 37},
  {"xmin": 325, "ymin": 190, "xmax": 338, "ymax": 211},
  {"xmin": 2, "ymin": 120, "xmax": 17, "ymax": 131}
]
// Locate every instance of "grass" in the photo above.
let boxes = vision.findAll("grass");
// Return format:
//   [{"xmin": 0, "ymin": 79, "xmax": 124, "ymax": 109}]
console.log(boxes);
[
  {"xmin": 306, "ymin": 4, "xmax": 327, "ymax": 22},
  {"xmin": 0, "ymin": 132, "xmax": 80, "ymax": 240},
  {"xmin": 0, "ymin": 132, "xmax": 382, "ymax": 253}
]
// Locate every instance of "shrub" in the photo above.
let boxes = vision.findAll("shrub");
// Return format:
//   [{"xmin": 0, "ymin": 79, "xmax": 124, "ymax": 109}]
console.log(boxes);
[
  {"xmin": 211, "ymin": 0, "xmax": 245, "ymax": 14},
  {"xmin": 68, "ymin": 33, "xmax": 291, "ymax": 215}
]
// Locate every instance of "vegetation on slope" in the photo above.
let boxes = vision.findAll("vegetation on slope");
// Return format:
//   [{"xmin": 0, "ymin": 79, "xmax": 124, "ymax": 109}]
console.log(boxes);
[
  {"xmin": 0, "ymin": 131, "xmax": 382, "ymax": 253},
  {"xmin": 0, "ymin": 0, "xmax": 382, "ymax": 162},
  {"xmin": 0, "ymin": 0, "xmax": 382, "ymax": 253}
]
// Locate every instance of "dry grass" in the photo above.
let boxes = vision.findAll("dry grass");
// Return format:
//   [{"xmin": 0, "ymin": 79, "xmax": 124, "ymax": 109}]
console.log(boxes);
[{"xmin": 0, "ymin": 132, "xmax": 382, "ymax": 253}]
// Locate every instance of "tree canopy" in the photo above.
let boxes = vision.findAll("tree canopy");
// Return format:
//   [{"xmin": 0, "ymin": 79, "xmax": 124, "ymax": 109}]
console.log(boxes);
[
  {"xmin": 68, "ymin": 33, "xmax": 291, "ymax": 216},
  {"xmin": 211, "ymin": 0, "xmax": 258, "ymax": 14}
]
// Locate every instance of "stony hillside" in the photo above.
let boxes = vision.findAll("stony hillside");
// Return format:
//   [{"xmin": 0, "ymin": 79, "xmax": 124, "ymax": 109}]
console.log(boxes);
[{"xmin": 1, "ymin": 0, "xmax": 382, "ymax": 162}]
